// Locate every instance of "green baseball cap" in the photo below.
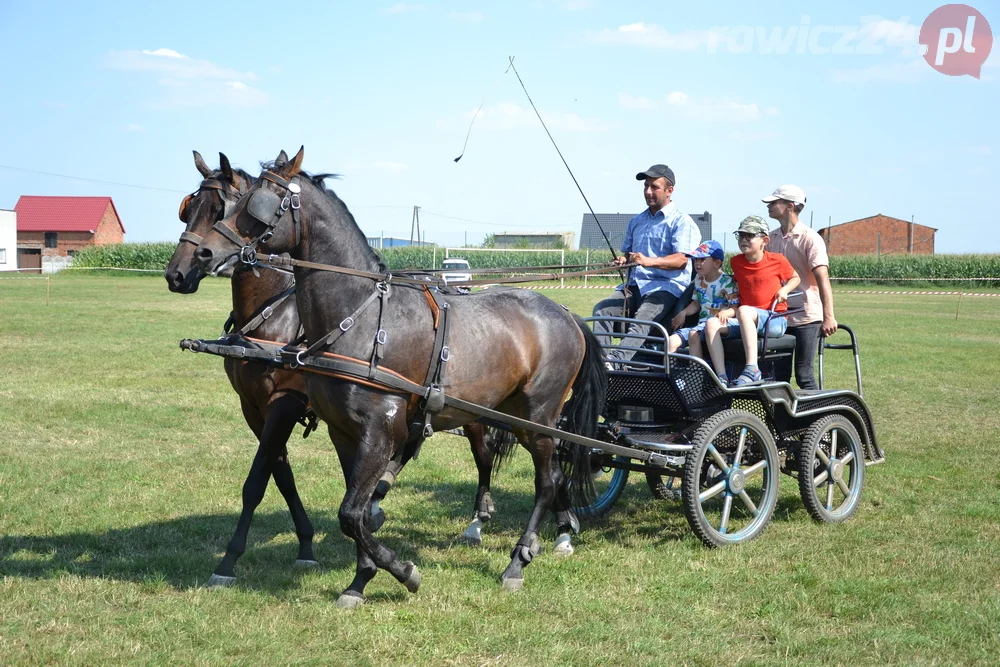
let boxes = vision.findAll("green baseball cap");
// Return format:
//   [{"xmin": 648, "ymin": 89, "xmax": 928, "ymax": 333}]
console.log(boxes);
[{"xmin": 734, "ymin": 215, "xmax": 770, "ymax": 236}]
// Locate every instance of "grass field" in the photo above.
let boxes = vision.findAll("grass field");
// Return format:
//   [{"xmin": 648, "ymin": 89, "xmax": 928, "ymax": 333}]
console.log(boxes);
[{"xmin": 2, "ymin": 274, "xmax": 1000, "ymax": 666}]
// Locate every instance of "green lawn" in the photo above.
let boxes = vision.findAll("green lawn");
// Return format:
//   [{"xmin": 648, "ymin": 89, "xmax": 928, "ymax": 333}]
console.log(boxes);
[{"xmin": 1, "ymin": 274, "xmax": 999, "ymax": 666}]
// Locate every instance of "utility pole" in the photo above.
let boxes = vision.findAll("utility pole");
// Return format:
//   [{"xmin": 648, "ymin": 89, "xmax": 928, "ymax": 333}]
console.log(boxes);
[
  {"xmin": 410, "ymin": 206, "xmax": 421, "ymax": 245},
  {"xmin": 809, "ymin": 211, "xmax": 814, "ymax": 229}
]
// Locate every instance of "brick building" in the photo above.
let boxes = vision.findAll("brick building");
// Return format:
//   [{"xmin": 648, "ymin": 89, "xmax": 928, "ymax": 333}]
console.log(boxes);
[
  {"xmin": 14, "ymin": 196, "xmax": 125, "ymax": 271},
  {"xmin": 818, "ymin": 214, "xmax": 936, "ymax": 256}
]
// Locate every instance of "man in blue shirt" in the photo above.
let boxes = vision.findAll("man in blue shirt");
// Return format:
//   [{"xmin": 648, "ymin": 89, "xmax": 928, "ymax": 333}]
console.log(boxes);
[{"xmin": 592, "ymin": 164, "xmax": 701, "ymax": 365}]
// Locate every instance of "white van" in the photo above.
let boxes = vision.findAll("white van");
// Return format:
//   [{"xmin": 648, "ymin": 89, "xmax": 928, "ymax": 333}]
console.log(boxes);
[{"xmin": 441, "ymin": 258, "xmax": 472, "ymax": 283}]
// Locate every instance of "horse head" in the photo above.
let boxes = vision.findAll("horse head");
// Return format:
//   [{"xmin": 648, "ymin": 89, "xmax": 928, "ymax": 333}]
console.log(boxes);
[
  {"xmin": 164, "ymin": 150, "xmax": 259, "ymax": 293},
  {"xmin": 195, "ymin": 146, "xmax": 312, "ymax": 275}
]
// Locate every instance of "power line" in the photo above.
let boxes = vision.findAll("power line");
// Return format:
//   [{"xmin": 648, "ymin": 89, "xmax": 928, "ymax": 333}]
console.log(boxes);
[{"xmin": 0, "ymin": 164, "xmax": 189, "ymax": 194}]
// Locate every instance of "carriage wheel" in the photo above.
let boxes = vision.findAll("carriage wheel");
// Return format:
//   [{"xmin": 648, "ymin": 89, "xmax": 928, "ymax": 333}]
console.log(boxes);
[
  {"xmin": 574, "ymin": 458, "xmax": 630, "ymax": 519},
  {"xmin": 682, "ymin": 409, "xmax": 779, "ymax": 548},
  {"xmin": 797, "ymin": 415, "xmax": 866, "ymax": 523},
  {"xmin": 645, "ymin": 473, "xmax": 681, "ymax": 501}
]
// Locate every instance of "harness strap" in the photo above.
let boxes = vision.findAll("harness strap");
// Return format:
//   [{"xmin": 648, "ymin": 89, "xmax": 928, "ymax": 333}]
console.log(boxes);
[
  {"xmin": 299, "ymin": 287, "xmax": 384, "ymax": 359},
  {"xmin": 179, "ymin": 231, "xmax": 204, "ymax": 246},
  {"xmin": 236, "ymin": 284, "xmax": 297, "ymax": 337},
  {"xmin": 369, "ymin": 282, "xmax": 391, "ymax": 381}
]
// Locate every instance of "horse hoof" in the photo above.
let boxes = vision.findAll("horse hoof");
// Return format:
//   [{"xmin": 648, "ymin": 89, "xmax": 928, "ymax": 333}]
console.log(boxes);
[
  {"xmin": 501, "ymin": 577, "xmax": 524, "ymax": 592},
  {"xmin": 552, "ymin": 535, "xmax": 575, "ymax": 558},
  {"xmin": 205, "ymin": 574, "xmax": 237, "ymax": 588},
  {"xmin": 402, "ymin": 562, "xmax": 421, "ymax": 593},
  {"xmin": 294, "ymin": 559, "xmax": 320, "ymax": 569},
  {"xmin": 335, "ymin": 592, "xmax": 365, "ymax": 609},
  {"xmin": 459, "ymin": 533, "xmax": 482, "ymax": 547}
]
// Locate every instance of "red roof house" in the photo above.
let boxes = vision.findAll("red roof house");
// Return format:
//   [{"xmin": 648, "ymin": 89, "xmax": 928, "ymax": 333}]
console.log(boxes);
[{"xmin": 14, "ymin": 196, "xmax": 125, "ymax": 270}]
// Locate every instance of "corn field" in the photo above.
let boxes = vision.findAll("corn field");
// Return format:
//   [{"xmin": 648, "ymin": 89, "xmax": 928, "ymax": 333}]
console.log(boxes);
[{"xmin": 70, "ymin": 243, "xmax": 1000, "ymax": 286}]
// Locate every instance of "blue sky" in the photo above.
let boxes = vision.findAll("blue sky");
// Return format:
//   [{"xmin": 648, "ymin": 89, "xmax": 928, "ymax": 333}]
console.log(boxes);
[{"xmin": 0, "ymin": 1, "xmax": 996, "ymax": 253}]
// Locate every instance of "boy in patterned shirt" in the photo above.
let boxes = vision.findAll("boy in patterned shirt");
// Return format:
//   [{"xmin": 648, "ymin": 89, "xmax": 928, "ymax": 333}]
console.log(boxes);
[{"xmin": 668, "ymin": 240, "xmax": 739, "ymax": 356}]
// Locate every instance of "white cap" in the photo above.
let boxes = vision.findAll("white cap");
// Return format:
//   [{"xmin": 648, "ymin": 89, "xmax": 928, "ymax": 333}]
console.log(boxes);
[{"xmin": 762, "ymin": 184, "xmax": 807, "ymax": 205}]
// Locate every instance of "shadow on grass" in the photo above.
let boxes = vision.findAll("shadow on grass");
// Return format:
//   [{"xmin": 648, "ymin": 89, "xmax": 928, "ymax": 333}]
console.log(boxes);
[{"xmin": 0, "ymin": 510, "xmax": 353, "ymax": 592}]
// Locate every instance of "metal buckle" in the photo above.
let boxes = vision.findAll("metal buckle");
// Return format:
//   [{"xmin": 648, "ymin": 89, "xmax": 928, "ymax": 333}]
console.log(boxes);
[
  {"xmin": 294, "ymin": 350, "xmax": 306, "ymax": 367},
  {"xmin": 376, "ymin": 281, "xmax": 390, "ymax": 294},
  {"xmin": 440, "ymin": 346, "xmax": 451, "ymax": 362},
  {"xmin": 239, "ymin": 246, "xmax": 257, "ymax": 265},
  {"xmin": 280, "ymin": 196, "xmax": 290, "ymax": 211},
  {"xmin": 376, "ymin": 329, "xmax": 387, "ymax": 345},
  {"xmin": 259, "ymin": 231, "xmax": 273, "ymax": 243},
  {"xmin": 290, "ymin": 194, "xmax": 301, "ymax": 210},
  {"xmin": 339, "ymin": 317, "xmax": 355, "ymax": 332},
  {"xmin": 261, "ymin": 306, "xmax": 274, "ymax": 320}
]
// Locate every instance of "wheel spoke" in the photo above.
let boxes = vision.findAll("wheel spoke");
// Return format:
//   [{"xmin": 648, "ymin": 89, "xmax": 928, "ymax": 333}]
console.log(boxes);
[
  {"xmin": 737, "ymin": 491, "xmax": 759, "ymax": 516},
  {"xmin": 742, "ymin": 459, "xmax": 767, "ymax": 478},
  {"xmin": 719, "ymin": 494, "xmax": 733, "ymax": 534},
  {"xmin": 707, "ymin": 444, "xmax": 731, "ymax": 474},
  {"xmin": 699, "ymin": 480, "xmax": 726, "ymax": 503},
  {"xmin": 733, "ymin": 428, "xmax": 748, "ymax": 465},
  {"xmin": 816, "ymin": 447, "xmax": 831, "ymax": 466},
  {"xmin": 836, "ymin": 477, "xmax": 852, "ymax": 497},
  {"xmin": 812, "ymin": 470, "xmax": 829, "ymax": 487},
  {"xmin": 831, "ymin": 430, "xmax": 839, "ymax": 458},
  {"xmin": 842, "ymin": 451, "xmax": 855, "ymax": 465},
  {"xmin": 826, "ymin": 478, "xmax": 835, "ymax": 509}
]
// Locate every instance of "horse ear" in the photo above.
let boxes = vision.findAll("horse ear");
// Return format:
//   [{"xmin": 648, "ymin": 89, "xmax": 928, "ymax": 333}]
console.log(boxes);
[
  {"xmin": 281, "ymin": 146, "xmax": 304, "ymax": 177},
  {"xmin": 219, "ymin": 152, "xmax": 234, "ymax": 184},
  {"xmin": 193, "ymin": 150, "xmax": 212, "ymax": 178},
  {"xmin": 275, "ymin": 149, "xmax": 289, "ymax": 167}
]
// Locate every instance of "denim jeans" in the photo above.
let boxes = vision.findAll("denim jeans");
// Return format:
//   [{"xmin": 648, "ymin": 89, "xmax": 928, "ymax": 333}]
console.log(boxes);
[{"xmin": 592, "ymin": 289, "xmax": 678, "ymax": 363}]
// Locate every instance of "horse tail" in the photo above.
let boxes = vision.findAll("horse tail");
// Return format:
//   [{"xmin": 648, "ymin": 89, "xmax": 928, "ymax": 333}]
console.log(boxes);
[
  {"xmin": 485, "ymin": 424, "xmax": 519, "ymax": 473},
  {"xmin": 560, "ymin": 315, "xmax": 608, "ymax": 508}
]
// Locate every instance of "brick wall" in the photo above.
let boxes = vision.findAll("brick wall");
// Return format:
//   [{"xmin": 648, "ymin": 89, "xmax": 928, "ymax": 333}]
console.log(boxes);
[
  {"xmin": 819, "ymin": 215, "xmax": 935, "ymax": 255},
  {"xmin": 15, "ymin": 203, "xmax": 124, "ymax": 257},
  {"xmin": 93, "ymin": 203, "xmax": 124, "ymax": 245}
]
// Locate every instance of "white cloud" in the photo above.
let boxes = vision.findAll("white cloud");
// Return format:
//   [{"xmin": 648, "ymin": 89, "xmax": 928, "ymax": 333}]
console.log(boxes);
[
  {"xmin": 124, "ymin": 123, "xmax": 143, "ymax": 132},
  {"xmin": 141, "ymin": 48, "xmax": 187, "ymax": 59},
  {"xmin": 448, "ymin": 11, "xmax": 484, "ymax": 23},
  {"xmin": 107, "ymin": 49, "xmax": 266, "ymax": 108},
  {"xmin": 588, "ymin": 22, "xmax": 723, "ymax": 51},
  {"xmin": 619, "ymin": 91, "xmax": 765, "ymax": 122},
  {"xmin": 380, "ymin": 3, "xmax": 425, "ymax": 14}
]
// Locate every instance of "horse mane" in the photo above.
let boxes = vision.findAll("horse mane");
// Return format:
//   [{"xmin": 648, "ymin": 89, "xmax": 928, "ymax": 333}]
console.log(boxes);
[{"xmin": 258, "ymin": 162, "xmax": 386, "ymax": 271}]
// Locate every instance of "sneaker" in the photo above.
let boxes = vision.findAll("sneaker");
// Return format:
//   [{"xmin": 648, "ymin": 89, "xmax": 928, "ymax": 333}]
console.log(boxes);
[
  {"xmin": 732, "ymin": 367, "xmax": 763, "ymax": 387},
  {"xmin": 717, "ymin": 372, "xmax": 730, "ymax": 386}
]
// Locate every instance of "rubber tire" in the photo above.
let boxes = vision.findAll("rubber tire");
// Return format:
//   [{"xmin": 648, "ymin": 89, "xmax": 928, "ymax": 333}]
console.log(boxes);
[
  {"xmin": 574, "ymin": 459, "xmax": 629, "ymax": 519},
  {"xmin": 797, "ymin": 414, "xmax": 866, "ymax": 523},
  {"xmin": 682, "ymin": 409, "xmax": 779, "ymax": 548},
  {"xmin": 645, "ymin": 473, "xmax": 681, "ymax": 501}
]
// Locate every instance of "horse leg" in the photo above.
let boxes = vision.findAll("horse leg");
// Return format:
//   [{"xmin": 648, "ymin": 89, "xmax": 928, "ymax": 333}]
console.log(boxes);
[
  {"xmin": 207, "ymin": 398, "xmax": 296, "ymax": 586},
  {"xmin": 550, "ymin": 460, "xmax": 579, "ymax": 558},
  {"xmin": 336, "ymin": 426, "xmax": 422, "ymax": 604},
  {"xmin": 265, "ymin": 394, "xmax": 317, "ymax": 567},
  {"xmin": 461, "ymin": 422, "xmax": 496, "ymax": 546},
  {"xmin": 500, "ymin": 434, "xmax": 558, "ymax": 592}
]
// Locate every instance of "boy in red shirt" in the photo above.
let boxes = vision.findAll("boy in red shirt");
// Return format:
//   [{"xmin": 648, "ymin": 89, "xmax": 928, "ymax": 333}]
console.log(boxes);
[{"xmin": 704, "ymin": 215, "xmax": 800, "ymax": 386}]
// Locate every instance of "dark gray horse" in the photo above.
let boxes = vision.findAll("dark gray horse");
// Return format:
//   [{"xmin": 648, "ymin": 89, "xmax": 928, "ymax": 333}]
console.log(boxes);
[
  {"xmin": 194, "ymin": 148, "xmax": 606, "ymax": 605},
  {"xmin": 167, "ymin": 151, "xmax": 551, "ymax": 589}
]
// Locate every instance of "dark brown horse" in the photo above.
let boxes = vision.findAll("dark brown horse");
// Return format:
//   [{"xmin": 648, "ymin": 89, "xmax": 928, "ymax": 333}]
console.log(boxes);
[
  {"xmin": 166, "ymin": 151, "xmax": 535, "ymax": 588},
  {"xmin": 194, "ymin": 148, "xmax": 606, "ymax": 605},
  {"xmin": 166, "ymin": 150, "xmax": 317, "ymax": 586}
]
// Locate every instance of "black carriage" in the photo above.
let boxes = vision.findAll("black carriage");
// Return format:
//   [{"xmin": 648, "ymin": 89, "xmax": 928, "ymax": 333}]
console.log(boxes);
[{"xmin": 577, "ymin": 316, "xmax": 885, "ymax": 547}]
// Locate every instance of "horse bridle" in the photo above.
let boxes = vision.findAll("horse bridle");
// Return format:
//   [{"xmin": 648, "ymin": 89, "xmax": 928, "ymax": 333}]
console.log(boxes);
[
  {"xmin": 211, "ymin": 170, "xmax": 303, "ymax": 268},
  {"xmin": 176, "ymin": 176, "xmax": 249, "ymax": 249}
]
